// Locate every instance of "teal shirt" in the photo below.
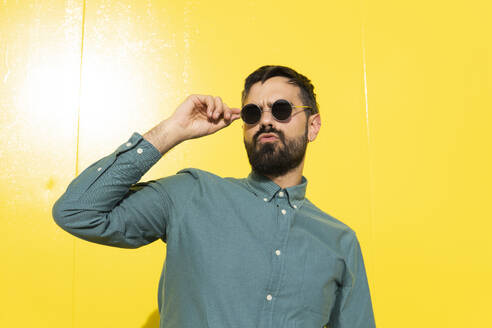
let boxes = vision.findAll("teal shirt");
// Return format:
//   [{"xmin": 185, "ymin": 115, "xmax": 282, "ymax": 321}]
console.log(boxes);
[{"xmin": 52, "ymin": 132, "xmax": 375, "ymax": 328}]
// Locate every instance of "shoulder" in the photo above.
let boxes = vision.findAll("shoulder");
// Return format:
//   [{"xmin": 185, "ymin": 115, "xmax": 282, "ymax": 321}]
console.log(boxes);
[
  {"xmin": 175, "ymin": 167, "xmax": 221, "ymax": 180},
  {"xmin": 150, "ymin": 167, "xmax": 202, "ymax": 196},
  {"xmin": 302, "ymin": 198, "xmax": 362, "ymax": 258},
  {"xmin": 302, "ymin": 198, "xmax": 357, "ymax": 237},
  {"xmin": 154, "ymin": 167, "xmax": 241, "ymax": 190},
  {"xmin": 176, "ymin": 168, "xmax": 248, "ymax": 191},
  {"xmin": 177, "ymin": 167, "xmax": 247, "ymax": 184}
]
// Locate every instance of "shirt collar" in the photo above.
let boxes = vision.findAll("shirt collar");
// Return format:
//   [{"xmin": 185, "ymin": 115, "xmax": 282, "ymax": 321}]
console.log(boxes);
[{"xmin": 245, "ymin": 170, "xmax": 308, "ymax": 208}]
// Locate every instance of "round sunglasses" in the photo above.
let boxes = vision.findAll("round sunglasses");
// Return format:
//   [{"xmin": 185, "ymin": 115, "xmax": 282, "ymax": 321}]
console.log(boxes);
[{"xmin": 241, "ymin": 99, "xmax": 313, "ymax": 124}]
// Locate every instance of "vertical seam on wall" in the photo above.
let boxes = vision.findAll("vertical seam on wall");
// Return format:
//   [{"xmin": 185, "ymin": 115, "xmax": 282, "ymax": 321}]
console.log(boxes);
[
  {"xmin": 183, "ymin": 0, "xmax": 192, "ymax": 95},
  {"xmin": 74, "ymin": 0, "xmax": 87, "ymax": 327},
  {"xmin": 360, "ymin": 0, "xmax": 377, "ymax": 310}
]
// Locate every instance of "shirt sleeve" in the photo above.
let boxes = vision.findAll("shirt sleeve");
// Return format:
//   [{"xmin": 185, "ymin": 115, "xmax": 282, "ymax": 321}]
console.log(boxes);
[
  {"xmin": 52, "ymin": 132, "xmax": 171, "ymax": 248},
  {"xmin": 328, "ymin": 232, "xmax": 376, "ymax": 328}
]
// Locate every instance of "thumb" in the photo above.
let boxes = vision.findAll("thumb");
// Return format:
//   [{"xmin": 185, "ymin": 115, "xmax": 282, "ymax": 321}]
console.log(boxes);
[
  {"xmin": 229, "ymin": 107, "xmax": 241, "ymax": 121},
  {"xmin": 230, "ymin": 107, "xmax": 241, "ymax": 114},
  {"xmin": 230, "ymin": 113, "xmax": 241, "ymax": 121}
]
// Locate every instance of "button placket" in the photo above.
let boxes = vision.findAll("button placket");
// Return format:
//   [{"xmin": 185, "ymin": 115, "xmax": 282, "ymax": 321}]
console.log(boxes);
[{"xmin": 263, "ymin": 193, "xmax": 291, "ymax": 311}]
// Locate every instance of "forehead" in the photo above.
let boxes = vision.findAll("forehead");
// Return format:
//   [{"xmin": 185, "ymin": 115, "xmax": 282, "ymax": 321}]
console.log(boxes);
[{"xmin": 244, "ymin": 76, "xmax": 302, "ymax": 106}]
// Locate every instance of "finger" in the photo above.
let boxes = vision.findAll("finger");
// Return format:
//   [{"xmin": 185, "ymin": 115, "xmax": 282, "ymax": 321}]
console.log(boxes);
[
  {"xmin": 223, "ymin": 111, "xmax": 241, "ymax": 125},
  {"xmin": 213, "ymin": 96, "xmax": 224, "ymax": 120},
  {"xmin": 190, "ymin": 95, "xmax": 205, "ymax": 114},
  {"xmin": 229, "ymin": 107, "xmax": 242, "ymax": 115},
  {"xmin": 205, "ymin": 95, "xmax": 215, "ymax": 118},
  {"xmin": 223, "ymin": 103, "xmax": 231, "ymax": 121},
  {"xmin": 193, "ymin": 94, "xmax": 211, "ymax": 116},
  {"xmin": 230, "ymin": 112, "xmax": 241, "ymax": 121},
  {"xmin": 229, "ymin": 107, "xmax": 241, "ymax": 122}
]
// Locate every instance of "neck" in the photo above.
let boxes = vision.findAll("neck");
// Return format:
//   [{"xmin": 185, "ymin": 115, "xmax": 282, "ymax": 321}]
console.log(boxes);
[{"xmin": 264, "ymin": 159, "xmax": 305, "ymax": 189}]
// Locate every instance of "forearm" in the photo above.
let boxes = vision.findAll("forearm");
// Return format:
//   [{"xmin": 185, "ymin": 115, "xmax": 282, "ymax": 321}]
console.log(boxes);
[{"xmin": 52, "ymin": 132, "xmax": 166, "ymax": 247}]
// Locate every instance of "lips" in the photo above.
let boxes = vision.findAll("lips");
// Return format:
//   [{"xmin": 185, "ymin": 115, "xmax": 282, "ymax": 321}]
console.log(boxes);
[{"xmin": 257, "ymin": 133, "xmax": 279, "ymax": 142}]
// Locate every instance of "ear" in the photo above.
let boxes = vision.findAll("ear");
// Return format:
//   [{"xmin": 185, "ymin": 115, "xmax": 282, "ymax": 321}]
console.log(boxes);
[{"xmin": 308, "ymin": 113, "xmax": 321, "ymax": 142}]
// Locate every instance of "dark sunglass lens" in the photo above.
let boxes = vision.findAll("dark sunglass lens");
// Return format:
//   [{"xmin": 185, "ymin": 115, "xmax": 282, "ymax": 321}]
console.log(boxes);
[
  {"xmin": 272, "ymin": 99, "xmax": 292, "ymax": 121},
  {"xmin": 242, "ymin": 104, "xmax": 261, "ymax": 124}
]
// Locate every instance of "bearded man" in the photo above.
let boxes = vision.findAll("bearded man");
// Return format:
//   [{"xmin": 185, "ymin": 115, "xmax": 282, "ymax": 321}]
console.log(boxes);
[{"xmin": 53, "ymin": 65, "xmax": 376, "ymax": 328}]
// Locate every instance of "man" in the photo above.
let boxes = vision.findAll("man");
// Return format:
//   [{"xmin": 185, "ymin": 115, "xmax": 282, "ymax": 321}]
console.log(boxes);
[{"xmin": 53, "ymin": 65, "xmax": 376, "ymax": 328}]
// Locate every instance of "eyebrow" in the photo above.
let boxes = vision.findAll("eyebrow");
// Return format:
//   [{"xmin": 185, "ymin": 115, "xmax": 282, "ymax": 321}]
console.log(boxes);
[
  {"xmin": 252, "ymin": 101, "xmax": 273, "ymax": 108},
  {"xmin": 264, "ymin": 99, "xmax": 288, "ymax": 107},
  {"xmin": 252, "ymin": 99, "xmax": 291, "ymax": 108}
]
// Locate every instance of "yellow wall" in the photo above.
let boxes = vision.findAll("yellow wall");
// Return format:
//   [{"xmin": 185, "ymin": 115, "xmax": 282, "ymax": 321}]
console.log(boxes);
[{"xmin": 1, "ymin": 0, "xmax": 491, "ymax": 327}]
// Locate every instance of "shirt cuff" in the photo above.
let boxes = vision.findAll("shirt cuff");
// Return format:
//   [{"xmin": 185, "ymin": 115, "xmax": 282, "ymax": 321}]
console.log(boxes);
[{"xmin": 115, "ymin": 132, "xmax": 163, "ymax": 175}]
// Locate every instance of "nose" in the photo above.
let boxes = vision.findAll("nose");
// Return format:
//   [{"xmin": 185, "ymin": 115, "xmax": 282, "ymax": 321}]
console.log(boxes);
[{"xmin": 258, "ymin": 108, "xmax": 275, "ymax": 126}]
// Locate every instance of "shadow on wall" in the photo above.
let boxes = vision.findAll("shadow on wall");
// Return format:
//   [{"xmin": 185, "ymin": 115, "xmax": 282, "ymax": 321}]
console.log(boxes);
[{"xmin": 142, "ymin": 309, "xmax": 160, "ymax": 328}]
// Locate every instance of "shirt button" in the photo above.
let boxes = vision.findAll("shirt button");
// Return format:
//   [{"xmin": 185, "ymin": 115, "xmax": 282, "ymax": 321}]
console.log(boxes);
[
  {"xmin": 126, "ymin": 142, "xmax": 132, "ymax": 147},
  {"xmin": 97, "ymin": 167, "xmax": 102, "ymax": 171},
  {"xmin": 137, "ymin": 148, "xmax": 143, "ymax": 154},
  {"xmin": 281, "ymin": 209, "xmax": 287, "ymax": 215},
  {"xmin": 263, "ymin": 198, "xmax": 268, "ymax": 202},
  {"xmin": 278, "ymin": 191, "xmax": 284, "ymax": 197},
  {"xmin": 275, "ymin": 249, "xmax": 281, "ymax": 256},
  {"xmin": 266, "ymin": 294, "xmax": 272, "ymax": 301}
]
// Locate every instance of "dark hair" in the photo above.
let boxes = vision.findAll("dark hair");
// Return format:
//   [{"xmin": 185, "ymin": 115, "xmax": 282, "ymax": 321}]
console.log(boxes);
[{"xmin": 241, "ymin": 65, "xmax": 319, "ymax": 115}]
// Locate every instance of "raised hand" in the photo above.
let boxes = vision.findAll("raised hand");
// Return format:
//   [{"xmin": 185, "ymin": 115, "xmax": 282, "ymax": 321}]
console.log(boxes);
[
  {"xmin": 143, "ymin": 94, "xmax": 242, "ymax": 154},
  {"xmin": 169, "ymin": 94, "xmax": 241, "ymax": 140}
]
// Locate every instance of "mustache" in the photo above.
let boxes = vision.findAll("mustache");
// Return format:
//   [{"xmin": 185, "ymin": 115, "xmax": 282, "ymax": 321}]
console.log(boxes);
[{"xmin": 253, "ymin": 126, "xmax": 285, "ymax": 144}]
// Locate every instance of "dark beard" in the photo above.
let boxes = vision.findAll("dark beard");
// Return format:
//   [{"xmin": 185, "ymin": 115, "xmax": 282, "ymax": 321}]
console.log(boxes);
[{"xmin": 243, "ymin": 124, "xmax": 308, "ymax": 178}]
